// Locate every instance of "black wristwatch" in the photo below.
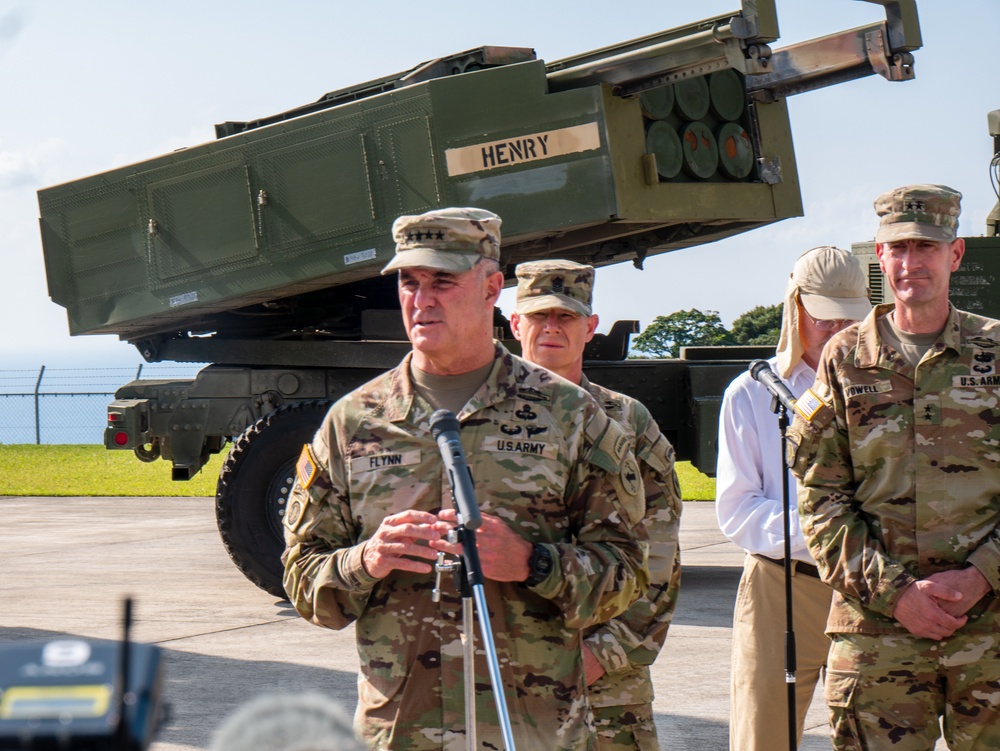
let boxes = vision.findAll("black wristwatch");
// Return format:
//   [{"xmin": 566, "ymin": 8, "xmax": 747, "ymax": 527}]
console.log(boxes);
[{"xmin": 525, "ymin": 543, "xmax": 554, "ymax": 587}]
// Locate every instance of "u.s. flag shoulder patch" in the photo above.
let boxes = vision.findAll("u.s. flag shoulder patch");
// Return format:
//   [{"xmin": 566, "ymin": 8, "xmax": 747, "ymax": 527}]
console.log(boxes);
[
  {"xmin": 296, "ymin": 444, "xmax": 319, "ymax": 489},
  {"xmin": 794, "ymin": 388, "xmax": 826, "ymax": 422}
]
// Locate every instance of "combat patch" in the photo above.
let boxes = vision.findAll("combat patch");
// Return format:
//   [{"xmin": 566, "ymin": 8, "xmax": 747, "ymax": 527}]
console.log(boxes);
[
  {"xmin": 296, "ymin": 444, "xmax": 319, "ymax": 490},
  {"xmin": 483, "ymin": 436, "xmax": 556, "ymax": 460},
  {"xmin": 350, "ymin": 449, "xmax": 421, "ymax": 474},
  {"xmin": 953, "ymin": 375, "xmax": 1000, "ymax": 387},
  {"xmin": 619, "ymin": 455, "xmax": 641, "ymax": 497},
  {"xmin": 843, "ymin": 379, "xmax": 893, "ymax": 399}
]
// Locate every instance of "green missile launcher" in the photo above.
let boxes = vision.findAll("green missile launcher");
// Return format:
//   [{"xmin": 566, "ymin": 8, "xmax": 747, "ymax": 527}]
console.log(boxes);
[{"xmin": 38, "ymin": 0, "xmax": 923, "ymax": 597}]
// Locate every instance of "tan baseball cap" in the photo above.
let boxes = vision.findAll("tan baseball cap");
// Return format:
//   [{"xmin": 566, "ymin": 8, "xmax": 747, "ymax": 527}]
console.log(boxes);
[
  {"xmin": 514, "ymin": 260, "xmax": 594, "ymax": 317},
  {"xmin": 874, "ymin": 184, "xmax": 962, "ymax": 243},
  {"xmin": 791, "ymin": 246, "xmax": 871, "ymax": 321},
  {"xmin": 381, "ymin": 207, "xmax": 501, "ymax": 275}
]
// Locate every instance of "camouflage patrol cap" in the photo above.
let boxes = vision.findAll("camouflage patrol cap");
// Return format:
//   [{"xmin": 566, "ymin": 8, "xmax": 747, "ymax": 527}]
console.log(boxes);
[
  {"xmin": 514, "ymin": 260, "xmax": 594, "ymax": 317},
  {"xmin": 381, "ymin": 207, "xmax": 502, "ymax": 275},
  {"xmin": 874, "ymin": 184, "xmax": 962, "ymax": 243}
]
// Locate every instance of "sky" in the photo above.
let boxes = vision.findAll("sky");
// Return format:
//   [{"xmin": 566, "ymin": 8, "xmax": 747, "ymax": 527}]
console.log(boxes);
[{"xmin": 1, "ymin": 0, "xmax": 997, "ymax": 371}]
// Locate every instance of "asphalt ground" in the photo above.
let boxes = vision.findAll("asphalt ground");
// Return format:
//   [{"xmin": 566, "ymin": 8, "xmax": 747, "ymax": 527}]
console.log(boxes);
[{"xmin": 1, "ymin": 498, "xmax": 841, "ymax": 750}]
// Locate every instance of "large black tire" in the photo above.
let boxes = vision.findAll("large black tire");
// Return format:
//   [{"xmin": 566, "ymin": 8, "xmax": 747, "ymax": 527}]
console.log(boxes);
[{"xmin": 215, "ymin": 400, "xmax": 330, "ymax": 598}]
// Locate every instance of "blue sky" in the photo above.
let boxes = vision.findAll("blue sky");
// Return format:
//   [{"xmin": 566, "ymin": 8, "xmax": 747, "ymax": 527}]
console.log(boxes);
[{"xmin": 1, "ymin": 0, "xmax": 997, "ymax": 370}]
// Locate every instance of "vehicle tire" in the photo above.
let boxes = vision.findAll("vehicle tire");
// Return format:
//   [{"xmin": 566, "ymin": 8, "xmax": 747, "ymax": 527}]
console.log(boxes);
[{"xmin": 215, "ymin": 400, "xmax": 330, "ymax": 599}]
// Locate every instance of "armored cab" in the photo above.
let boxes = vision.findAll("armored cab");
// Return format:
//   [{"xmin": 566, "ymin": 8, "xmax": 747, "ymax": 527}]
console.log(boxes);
[{"xmin": 38, "ymin": 0, "xmax": 922, "ymax": 596}]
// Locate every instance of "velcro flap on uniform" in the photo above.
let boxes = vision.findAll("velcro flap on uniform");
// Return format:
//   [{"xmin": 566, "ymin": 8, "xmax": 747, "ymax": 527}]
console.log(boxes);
[
  {"xmin": 587, "ymin": 416, "xmax": 644, "ymax": 526},
  {"xmin": 586, "ymin": 411, "xmax": 629, "ymax": 474},
  {"xmin": 638, "ymin": 426, "xmax": 673, "ymax": 478}
]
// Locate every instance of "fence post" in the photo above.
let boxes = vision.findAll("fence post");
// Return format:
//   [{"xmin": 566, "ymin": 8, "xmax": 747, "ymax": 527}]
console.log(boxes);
[{"xmin": 34, "ymin": 365, "xmax": 46, "ymax": 445}]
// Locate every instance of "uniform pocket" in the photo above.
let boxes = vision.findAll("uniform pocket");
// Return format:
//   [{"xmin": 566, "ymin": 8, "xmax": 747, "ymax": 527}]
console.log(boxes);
[{"xmin": 825, "ymin": 668, "xmax": 859, "ymax": 708}]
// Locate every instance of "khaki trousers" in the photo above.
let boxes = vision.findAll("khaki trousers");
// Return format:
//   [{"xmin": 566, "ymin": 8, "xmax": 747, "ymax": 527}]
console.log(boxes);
[{"xmin": 729, "ymin": 553, "xmax": 833, "ymax": 751}]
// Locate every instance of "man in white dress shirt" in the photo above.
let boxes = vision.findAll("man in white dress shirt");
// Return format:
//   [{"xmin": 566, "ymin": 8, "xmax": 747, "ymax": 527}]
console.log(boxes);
[{"xmin": 715, "ymin": 246, "xmax": 871, "ymax": 751}]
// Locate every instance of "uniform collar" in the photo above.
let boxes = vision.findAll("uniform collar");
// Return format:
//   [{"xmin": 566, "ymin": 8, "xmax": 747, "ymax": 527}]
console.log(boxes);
[
  {"xmin": 383, "ymin": 342, "xmax": 515, "ymax": 426},
  {"xmin": 855, "ymin": 302, "xmax": 962, "ymax": 370}
]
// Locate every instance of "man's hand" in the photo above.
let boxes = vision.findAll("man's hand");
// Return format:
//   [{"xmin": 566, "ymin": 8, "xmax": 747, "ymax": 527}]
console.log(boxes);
[
  {"xmin": 892, "ymin": 579, "xmax": 967, "ymax": 640},
  {"xmin": 582, "ymin": 644, "xmax": 606, "ymax": 687},
  {"xmin": 361, "ymin": 510, "xmax": 444, "ymax": 579},
  {"xmin": 433, "ymin": 509, "xmax": 534, "ymax": 582},
  {"xmin": 926, "ymin": 567, "xmax": 992, "ymax": 617}
]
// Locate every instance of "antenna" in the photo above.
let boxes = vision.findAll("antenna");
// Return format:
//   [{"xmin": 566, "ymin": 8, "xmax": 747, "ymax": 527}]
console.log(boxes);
[{"xmin": 116, "ymin": 597, "xmax": 133, "ymax": 750}]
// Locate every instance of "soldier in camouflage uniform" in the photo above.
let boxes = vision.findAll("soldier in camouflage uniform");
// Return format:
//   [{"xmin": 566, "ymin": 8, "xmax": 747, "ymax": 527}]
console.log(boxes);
[
  {"xmin": 283, "ymin": 207, "xmax": 649, "ymax": 751},
  {"xmin": 788, "ymin": 185, "xmax": 1000, "ymax": 750},
  {"xmin": 510, "ymin": 259, "xmax": 682, "ymax": 751}
]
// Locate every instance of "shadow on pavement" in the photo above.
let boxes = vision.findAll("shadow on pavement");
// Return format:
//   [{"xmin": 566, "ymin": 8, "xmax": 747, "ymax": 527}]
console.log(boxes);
[
  {"xmin": 0, "ymin": 626, "xmax": 358, "ymax": 750},
  {"xmin": 671, "ymin": 565, "xmax": 742, "ymax": 628},
  {"xmin": 657, "ymin": 713, "xmax": 730, "ymax": 750}
]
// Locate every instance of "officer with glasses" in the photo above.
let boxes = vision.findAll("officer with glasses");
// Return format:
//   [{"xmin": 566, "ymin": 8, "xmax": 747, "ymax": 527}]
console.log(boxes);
[{"xmin": 715, "ymin": 246, "xmax": 871, "ymax": 751}]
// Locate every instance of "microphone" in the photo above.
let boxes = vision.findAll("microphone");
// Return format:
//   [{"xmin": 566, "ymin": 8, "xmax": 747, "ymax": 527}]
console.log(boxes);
[
  {"xmin": 429, "ymin": 409, "xmax": 482, "ymax": 530},
  {"xmin": 749, "ymin": 360, "xmax": 798, "ymax": 414}
]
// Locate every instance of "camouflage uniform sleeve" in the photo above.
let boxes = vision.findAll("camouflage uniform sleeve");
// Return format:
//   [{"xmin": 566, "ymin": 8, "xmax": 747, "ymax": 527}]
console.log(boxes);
[
  {"xmin": 789, "ymin": 355, "xmax": 916, "ymax": 617},
  {"xmin": 282, "ymin": 409, "xmax": 380, "ymax": 629},
  {"xmin": 584, "ymin": 413, "xmax": 682, "ymax": 674},
  {"xmin": 530, "ymin": 406, "xmax": 649, "ymax": 630}
]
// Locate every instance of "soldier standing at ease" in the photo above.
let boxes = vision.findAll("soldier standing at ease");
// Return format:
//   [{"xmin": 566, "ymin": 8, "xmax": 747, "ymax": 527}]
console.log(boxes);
[
  {"xmin": 282, "ymin": 207, "xmax": 648, "ymax": 751},
  {"xmin": 510, "ymin": 259, "xmax": 682, "ymax": 751},
  {"xmin": 789, "ymin": 185, "xmax": 1000, "ymax": 750}
]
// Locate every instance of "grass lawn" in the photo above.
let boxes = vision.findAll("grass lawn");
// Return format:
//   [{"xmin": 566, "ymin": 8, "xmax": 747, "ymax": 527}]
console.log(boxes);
[
  {"xmin": 0, "ymin": 445, "xmax": 225, "ymax": 496},
  {"xmin": 0, "ymin": 445, "xmax": 715, "ymax": 500}
]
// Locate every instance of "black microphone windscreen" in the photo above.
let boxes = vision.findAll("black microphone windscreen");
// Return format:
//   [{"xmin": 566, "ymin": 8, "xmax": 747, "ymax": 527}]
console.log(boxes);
[{"xmin": 429, "ymin": 409, "xmax": 460, "ymax": 438}]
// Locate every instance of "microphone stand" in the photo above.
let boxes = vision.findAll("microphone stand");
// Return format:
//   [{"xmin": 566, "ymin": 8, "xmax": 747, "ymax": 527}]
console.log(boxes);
[
  {"xmin": 431, "ymin": 411, "xmax": 517, "ymax": 751},
  {"xmin": 769, "ymin": 394, "xmax": 798, "ymax": 751}
]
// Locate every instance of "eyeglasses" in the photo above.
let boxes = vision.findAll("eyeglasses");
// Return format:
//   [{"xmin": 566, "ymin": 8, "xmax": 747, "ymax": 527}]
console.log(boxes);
[{"xmin": 804, "ymin": 312, "xmax": 854, "ymax": 332}]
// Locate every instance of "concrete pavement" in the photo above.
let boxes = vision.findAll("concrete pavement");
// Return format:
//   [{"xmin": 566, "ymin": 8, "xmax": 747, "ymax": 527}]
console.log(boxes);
[{"xmin": 1, "ymin": 498, "xmax": 837, "ymax": 750}]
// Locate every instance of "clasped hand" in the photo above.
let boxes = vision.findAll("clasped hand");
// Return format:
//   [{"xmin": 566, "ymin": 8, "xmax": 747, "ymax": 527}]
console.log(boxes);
[
  {"xmin": 361, "ymin": 508, "xmax": 533, "ymax": 582},
  {"xmin": 892, "ymin": 567, "xmax": 991, "ymax": 640}
]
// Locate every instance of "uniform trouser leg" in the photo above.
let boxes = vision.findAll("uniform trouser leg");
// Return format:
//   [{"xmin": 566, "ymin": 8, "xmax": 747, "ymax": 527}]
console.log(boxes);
[
  {"xmin": 826, "ymin": 631, "xmax": 1000, "ymax": 751},
  {"xmin": 729, "ymin": 554, "xmax": 833, "ymax": 751}
]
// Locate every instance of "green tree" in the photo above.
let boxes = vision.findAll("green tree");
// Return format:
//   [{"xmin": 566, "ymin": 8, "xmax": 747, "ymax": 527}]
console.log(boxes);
[
  {"xmin": 631, "ymin": 309, "xmax": 732, "ymax": 358},
  {"xmin": 730, "ymin": 303, "xmax": 783, "ymax": 345}
]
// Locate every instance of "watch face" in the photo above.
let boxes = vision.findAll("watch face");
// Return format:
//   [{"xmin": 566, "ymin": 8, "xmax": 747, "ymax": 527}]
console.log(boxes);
[
  {"xmin": 527, "ymin": 544, "xmax": 553, "ymax": 586},
  {"xmin": 538, "ymin": 550, "xmax": 552, "ymax": 573}
]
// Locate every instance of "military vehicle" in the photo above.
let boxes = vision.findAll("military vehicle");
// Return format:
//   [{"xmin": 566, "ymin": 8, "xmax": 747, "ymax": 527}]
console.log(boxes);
[
  {"xmin": 856, "ymin": 108, "xmax": 1000, "ymax": 313},
  {"xmin": 37, "ymin": 0, "xmax": 922, "ymax": 597}
]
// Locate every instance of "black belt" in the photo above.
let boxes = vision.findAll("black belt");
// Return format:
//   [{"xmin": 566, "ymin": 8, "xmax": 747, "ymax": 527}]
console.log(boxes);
[{"xmin": 751, "ymin": 553, "xmax": 822, "ymax": 580}]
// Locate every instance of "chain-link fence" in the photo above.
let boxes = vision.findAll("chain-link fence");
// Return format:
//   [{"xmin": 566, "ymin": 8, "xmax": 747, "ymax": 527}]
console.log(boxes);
[{"xmin": 0, "ymin": 365, "xmax": 204, "ymax": 444}]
